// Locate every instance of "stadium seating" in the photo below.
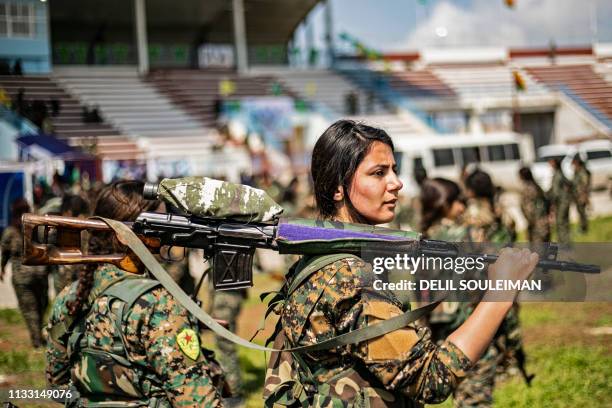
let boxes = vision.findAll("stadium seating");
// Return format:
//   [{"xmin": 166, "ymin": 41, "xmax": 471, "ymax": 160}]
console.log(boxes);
[
  {"xmin": 147, "ymin": 69, "xmax": 294, "ymax": 128},
  {"xmin": 431, "ymin": 65, "xmax": 551, "ymax": 101},
  {"xmin": 525, "ymin": 64, "xmax": 612, "ymax": 120},
  {"xmin": 0, "ymin": 75, "xmax": 120, "ymax": 139},
  {"xmin": 271, "ymin": 69, "xmax": 387, "ymax": 115},
  {"xmin": 67, "ymin": 135, "xmax": 145, "ymax": 161},
  {"xmin": 271, "ymin": 68, "xmax": 431, "ymax": 135},
  {"xmin": 54, "ymin": 66, "xmax": 209, "ymax": 138},
  {"xmin": 386, "ymin": 69, "xmax": 456, "ymax": 99}
]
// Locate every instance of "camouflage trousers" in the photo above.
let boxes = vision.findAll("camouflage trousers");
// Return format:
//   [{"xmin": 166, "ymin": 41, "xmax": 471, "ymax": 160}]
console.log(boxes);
[
  {"xmin": 555, "ymin": 201, "xmax": 570, "ymax": 245},
  {"xmin": 212, "ymin": 290, "xmax": 246, "ymax": 397},
  {"xmin": 453, "ymin": 344, "xmax": 501, "ymax": 408},
  {"xmin": 12, "ymin": 280, "xmax": 48, "ymax": 348},
  {"xmin": 526, "ymin": 218, "xmax": 550, "ymax": 244},
  {"xmin": 575, "ymin": 201, "xmax": 589, "ymax": 233}
]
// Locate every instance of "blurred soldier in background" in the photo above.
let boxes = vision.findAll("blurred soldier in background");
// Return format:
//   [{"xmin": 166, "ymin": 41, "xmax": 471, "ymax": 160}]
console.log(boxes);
[
  {"xmin": 420, "ymin": 178, "xmax": 469, "ymax": 341},
  {"xmin": 571, "ymin": 155, "xmax": 591, "ymax": 234},
  {"xmin": 518, "ymin": 167, "xmax": 550, "ymax": 243},
  {"xmin": 463, "ymin": 169, "xmax": 516, "ymax": 244},
  {"xmin": 53, "ymin": 194, "xmax": 90, "ymax": 295},
  {"xmin": 211, "ymin": 288, "xmax": 247, "ymax": 405},
  {"xmin": 547, "ymin": 158, "xmax": 572, "ymax": 244},
  {"xmin": 393, "ymin": 164, "xmax": 428, "ymax": 231},
  {"xmin": 1, "ymin": 199, "xmax": 49, "ymax": 348},
  {"xmin": 454, "ymin": 169, "xmax": 523, "ymax": 408}
]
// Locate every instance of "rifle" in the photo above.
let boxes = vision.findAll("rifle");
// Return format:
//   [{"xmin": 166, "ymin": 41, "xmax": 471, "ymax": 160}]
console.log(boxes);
[
  {"xmin": 515, "ymin": 346, "xmax": 535, "ymax": 386},
  {"xmin": 22, "ymin": 182, "xmax": 600, "ymax": 290}
]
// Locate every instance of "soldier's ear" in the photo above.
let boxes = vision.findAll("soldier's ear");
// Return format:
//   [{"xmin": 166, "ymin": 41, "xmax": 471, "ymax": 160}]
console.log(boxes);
[{"xmin": 333, "ymin": 186, "xmax": 344, "ymax": 202}]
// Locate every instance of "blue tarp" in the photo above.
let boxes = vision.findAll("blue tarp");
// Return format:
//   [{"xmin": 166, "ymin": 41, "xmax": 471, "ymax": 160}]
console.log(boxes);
[{"xmin": 16, "ymin": 134, "xmax": 92, "ymax": 160}]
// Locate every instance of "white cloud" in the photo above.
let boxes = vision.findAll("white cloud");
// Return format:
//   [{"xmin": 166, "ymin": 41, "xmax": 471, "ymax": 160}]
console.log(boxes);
[{"xmin": 396, "ymin": 0, "xmax": 609, "ymax": 50}]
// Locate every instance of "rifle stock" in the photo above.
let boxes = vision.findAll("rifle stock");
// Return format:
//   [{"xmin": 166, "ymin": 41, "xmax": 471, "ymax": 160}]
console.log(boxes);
[{"xmin": 21, "ymin": 213, "xmax": 161, "ymax": 273}]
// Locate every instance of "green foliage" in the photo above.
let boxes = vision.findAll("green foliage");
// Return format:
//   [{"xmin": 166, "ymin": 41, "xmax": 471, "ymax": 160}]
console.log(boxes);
[
  {"xmin": 493, "ymin": 346, "xmax": 611, "ymax": 407},
  {"xmin": 573, "ymin": 216, "xmax": 612, "ymax": 242},
  {"xmin": 0, "ymin": 349, "xmax": 45, "ymax": 373}
]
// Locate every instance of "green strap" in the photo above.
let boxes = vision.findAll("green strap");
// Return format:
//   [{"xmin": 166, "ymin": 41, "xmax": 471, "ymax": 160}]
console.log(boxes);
[
  {"xmin": 98, "ymin": 217, "xmax": 442, "ymax": 353},
  {"xmin": 288, "ymin": 253, "xmax": 354, "ymax": 295},
  {"xmin": 103, "ymin": 278, "xmax": 161, "ymax": 310}
]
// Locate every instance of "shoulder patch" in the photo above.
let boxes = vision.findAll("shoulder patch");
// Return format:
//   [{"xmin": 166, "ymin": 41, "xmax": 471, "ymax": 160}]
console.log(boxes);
[{"xmin": 176, "ymin": 328, "xmax": 200, "ymax": 360}]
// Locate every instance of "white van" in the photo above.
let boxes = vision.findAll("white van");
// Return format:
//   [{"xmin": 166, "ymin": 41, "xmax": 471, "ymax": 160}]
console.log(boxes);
[
  {"xmin": 392, "ymin": 132, "xmax": 535, "ymax": 194},
  {"xmin": 532, "ymin": 140, "xmax": 612, "ymax": 191}
]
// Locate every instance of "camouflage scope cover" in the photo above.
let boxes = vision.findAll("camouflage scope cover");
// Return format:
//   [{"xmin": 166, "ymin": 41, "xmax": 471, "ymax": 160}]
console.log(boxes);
[{"xmin": 156, "ymin": 176, "xmax": 284, "ymax": 222}]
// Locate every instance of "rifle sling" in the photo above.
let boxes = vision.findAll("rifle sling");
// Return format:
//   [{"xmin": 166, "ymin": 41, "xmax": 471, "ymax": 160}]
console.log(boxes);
[{"xmin": 98, "ymin": 217, "xmax": 442, "ymax": 353}]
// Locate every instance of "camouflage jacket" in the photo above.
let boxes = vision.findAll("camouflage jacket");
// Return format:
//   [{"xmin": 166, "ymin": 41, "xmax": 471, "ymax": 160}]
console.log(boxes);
[
  {"xmin": 265, "ymin": 256, "xmax": 471, "ymax": 407},
  {"xmin": 45, "ymin": 264, "xmax": 224, "ymax": 407},
  {"xmin": 1, "ymin": 226, "xmax": 48, "ymax": 285},
  {"xmin": 425, "ymin": 218, "xmax": 467, "ymax": 242},
  {"xmin": 572, "ymin": 167, "xmax": 591, "ymax": 205},
  {"xmin": 549, "ymin": 168, "xmax": 573, "ymax": 207},
  {"xmin": 520, "ymin": 182, "xmax": 548, "ymax": 225},
  {"xmin": 463, "ymin": 198, "xmax": 514, "ymax": 244}
]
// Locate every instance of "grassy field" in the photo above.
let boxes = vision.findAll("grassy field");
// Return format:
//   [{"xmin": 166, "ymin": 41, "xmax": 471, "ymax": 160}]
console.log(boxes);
[{"xmin": 0, "ymin": 217, "xmax": 610, "ymax": 407}]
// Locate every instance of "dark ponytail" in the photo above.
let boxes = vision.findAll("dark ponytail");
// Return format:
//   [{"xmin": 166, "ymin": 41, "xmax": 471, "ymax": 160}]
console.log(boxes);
[
  {"xmin": 67, "ymin": 181, "xmax": 160, "ymax": 316},
  {"xmin": 420, "ymin": 178, "xmax": 462, "ymax": 234}
]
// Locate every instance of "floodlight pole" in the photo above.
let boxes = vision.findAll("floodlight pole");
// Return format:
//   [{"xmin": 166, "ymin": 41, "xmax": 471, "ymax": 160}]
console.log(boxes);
[
  {"xmin": 324, "ymin": 0, "xmax": 335, "ymax": 67},
  {"xmin": 134, "ymin": 0, "xmax": 149, "ymax": 75},
  {"xmin": 232, "ymin": 0, "xmax": 249, "ymax": 74}
]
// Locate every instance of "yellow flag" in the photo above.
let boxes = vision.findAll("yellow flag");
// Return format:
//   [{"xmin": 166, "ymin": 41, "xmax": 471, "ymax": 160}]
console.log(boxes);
[
  {"xmin": 219, "ymin": 79, "xmax": 236, "ymax": 97},
  {"xmin": 305, "ymin": 82, "xmax": 317, "ymax": 97}
]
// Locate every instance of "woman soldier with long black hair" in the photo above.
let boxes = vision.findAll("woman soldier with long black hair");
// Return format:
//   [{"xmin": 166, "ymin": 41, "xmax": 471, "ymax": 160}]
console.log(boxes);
[
  {"xmin": 264, "ymin": 120, "xmax": 539, "ymax": 407},
  {"xmin": 45, "ymin": 181, "xmax": 226, "ymax": 407}
]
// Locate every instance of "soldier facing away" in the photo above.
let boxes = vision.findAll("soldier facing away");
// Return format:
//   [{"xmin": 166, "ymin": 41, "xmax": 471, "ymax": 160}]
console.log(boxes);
[
  {"xmin": 571, "ymin": 155, "xmax": 591, "ymax": 234},
  {"xmin": 518, "ymin": 167, "xmax": 550, "ymax": 244},
  {"xmin": 263, "ymin": 120, "xmax": 539, "ymax": 407},
  {"xmin": 1, "ymin": 198, "xmax": 49, "ymax": 348},
  {"xmin": 547, "ymin": 158, "xmax": 573, "ymax": 245},
  {"xmin": 45, "ymin": 181, "xmax": 227, "ymax": 407}
]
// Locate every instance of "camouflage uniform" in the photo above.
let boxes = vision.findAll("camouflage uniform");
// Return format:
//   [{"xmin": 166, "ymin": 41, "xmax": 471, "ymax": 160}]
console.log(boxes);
[
  {"xmin": 264, "ymin": 256, "xmax": 472, "ymax": 407},
  {"xmin": 519, "ymin": 182, "xmax": 550, "ymax": 244},
  {"xmin": 45, "ymin": 264, "xmax": 225, "ymax": 407},
  {"xmin": 548, "ymin": 168, "xmax": 573, "ymax": 245},
  {"xmin": 211, "ymin": 289, "xmax": 247, "ymax": 397},
  {"xmin": 1, "ymin": 226, "xmax": 49, "ymax": 347},
  {"xmin": 452, "ymin": 198, "xmax": 523, "ymax": 408},
  {"xmin": 53, "ymin": 264, "xmax": 80, "ymax": 295},
  {"xmin": 424, "ymin": 219, "xmax": 472, "ymax": 340},
  {"xmin": 572, "ymin": 167, "xmax": 591, "ymax": 233}
]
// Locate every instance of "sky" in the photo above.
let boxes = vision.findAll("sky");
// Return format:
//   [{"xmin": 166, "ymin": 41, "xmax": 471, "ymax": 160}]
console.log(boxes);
[{"xmin": 296, "ymin": 0, "xmax": 612, "ymax": 54}]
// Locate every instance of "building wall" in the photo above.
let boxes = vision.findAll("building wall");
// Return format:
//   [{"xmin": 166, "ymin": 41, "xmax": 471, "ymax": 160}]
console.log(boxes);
[{"xmin": 0, "ymin": 0, "xmax": 51, "ymax": 73}]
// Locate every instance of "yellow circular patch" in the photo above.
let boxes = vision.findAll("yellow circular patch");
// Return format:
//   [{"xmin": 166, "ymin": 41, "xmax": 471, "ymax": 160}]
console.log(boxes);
[{"xmin": 176, "ymin": 328, "xmax": 200, "ymax": 360}]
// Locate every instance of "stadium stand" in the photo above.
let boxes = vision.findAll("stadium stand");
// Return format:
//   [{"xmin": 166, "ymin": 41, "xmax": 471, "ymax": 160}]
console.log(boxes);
[
  {"xmin": 386, "ymin": 69, "xmax": 456, "ymax": 99},
  {"xmin": 54, "ymin": 66, "xmax": 210, "ymax": 138},
  {"xmin": 0, "ymin": 75, "xmax": 120, "ymax": 138},
  {"xmin": 270, "ymin": 68, "xmax": 388, "ymax": 115},
  {"xmin": 147, "ymin": 69, "xmax": 294, "ymax": 128},
  {"xmin": 525, "ymin": 64, "xmax": 612, "ymax": 120},
  {"xmin": 267, "ymin": 68, "xmax": 433, "ymax": 135},
  {"xmin": 432, "ymin": 65, "xmax": 552, "ymax": 102},
  {"xmin": 67, "ymin": 135, "xmax": 145, "ymax": 161}
]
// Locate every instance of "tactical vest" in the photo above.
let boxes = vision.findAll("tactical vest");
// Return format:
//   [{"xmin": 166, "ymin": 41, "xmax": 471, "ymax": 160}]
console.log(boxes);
[
  {"xmin": 50, "ymin": 275, "xmax": 170, "ymax": 408},
  {"xmin": 263, "ymin": 254, "xmax": 414, "ymax": 408}
]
